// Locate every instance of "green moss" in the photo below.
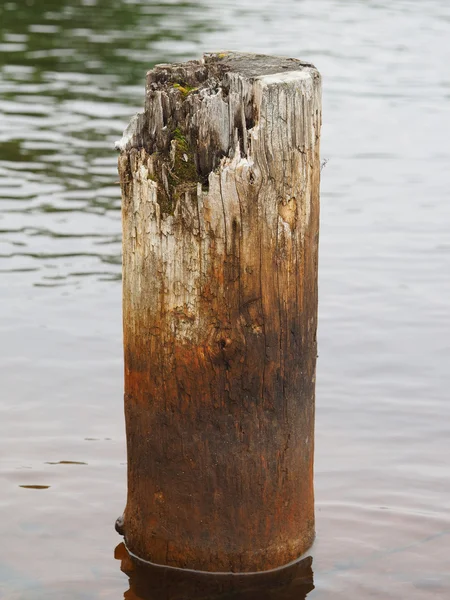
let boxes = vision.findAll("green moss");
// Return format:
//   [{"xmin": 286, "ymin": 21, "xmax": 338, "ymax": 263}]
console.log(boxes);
[
  {"xmin": 169, "ymin": 127, "xmax": 198, "ymax": 186},
  {"xmin": 172, "ymin": 127, "xmax": 187, "ymax": 146},
  {"xmin": 153, "ymin": 127, "xmax": 199, "ymax": 216},
  {"xmin": 173, "ymin": 82, "xmax": 198, "ymax": 97}
]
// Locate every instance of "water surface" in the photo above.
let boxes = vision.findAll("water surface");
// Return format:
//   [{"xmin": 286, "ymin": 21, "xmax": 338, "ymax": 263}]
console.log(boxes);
[{"xmin": 1, "ymin": 0, "xmax": 449, "ymax": 598}]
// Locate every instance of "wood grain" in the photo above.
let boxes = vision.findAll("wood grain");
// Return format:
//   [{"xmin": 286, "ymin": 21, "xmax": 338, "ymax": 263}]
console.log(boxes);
[{"xmin": 116, "ymin": 52, "xmax": 321, "ymax": 572}]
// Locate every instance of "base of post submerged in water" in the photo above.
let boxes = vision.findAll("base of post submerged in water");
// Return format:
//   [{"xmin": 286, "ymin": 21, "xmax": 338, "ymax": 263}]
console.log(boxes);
[{"xmin": 115, "ymin": 52, "xmax": 321, "ymax": 573}]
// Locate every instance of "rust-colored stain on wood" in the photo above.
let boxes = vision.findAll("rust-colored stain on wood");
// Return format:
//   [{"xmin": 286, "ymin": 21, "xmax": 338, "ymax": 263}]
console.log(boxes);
[{"xmin": 116, "ymin": 52, "xmax": 321, "ymax": 572}]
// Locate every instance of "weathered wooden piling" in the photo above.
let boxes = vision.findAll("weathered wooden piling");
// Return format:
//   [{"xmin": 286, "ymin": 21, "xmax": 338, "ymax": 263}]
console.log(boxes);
[{"xmin": 116, "ymin": 52, "xmax": 321, "ymax": 573}]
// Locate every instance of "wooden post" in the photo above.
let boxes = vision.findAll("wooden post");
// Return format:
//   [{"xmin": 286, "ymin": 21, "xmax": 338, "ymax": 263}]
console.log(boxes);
[{"xmin": 115, "ymin": 52, "xmax": 321, "ymax": 573}]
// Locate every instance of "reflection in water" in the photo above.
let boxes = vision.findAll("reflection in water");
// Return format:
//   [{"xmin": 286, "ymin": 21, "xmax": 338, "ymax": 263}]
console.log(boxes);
[{"xmin": 115, "ymin": 543, "xmax": 314, "ymax": 600}]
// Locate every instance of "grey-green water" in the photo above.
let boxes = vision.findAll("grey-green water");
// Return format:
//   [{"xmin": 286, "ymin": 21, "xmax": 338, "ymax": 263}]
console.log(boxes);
[{"xmin": 1, "ymin": 1, "xmax": 449, "ymax": 598}]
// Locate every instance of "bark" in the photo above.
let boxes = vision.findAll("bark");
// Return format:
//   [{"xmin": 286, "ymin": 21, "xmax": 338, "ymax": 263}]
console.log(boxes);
[{"xmin": 116, "ymin": 52, "xmax": 321, "ymax": 573}]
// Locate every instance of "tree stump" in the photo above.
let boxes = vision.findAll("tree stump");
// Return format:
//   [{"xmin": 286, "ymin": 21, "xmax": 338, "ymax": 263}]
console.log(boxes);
[{"xmin": 116, "ymin": 52, "xmax": 321, "ymax": 573}]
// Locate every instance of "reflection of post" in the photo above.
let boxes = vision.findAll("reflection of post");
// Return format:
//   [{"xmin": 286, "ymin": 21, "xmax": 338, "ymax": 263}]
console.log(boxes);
[
  {"xmin": 116, "ymin": 52, "xmax": 321, "ymax": 573},
  {"xmin": 115, "ymin": 542, "xmax": 315, "ymax": 600}
]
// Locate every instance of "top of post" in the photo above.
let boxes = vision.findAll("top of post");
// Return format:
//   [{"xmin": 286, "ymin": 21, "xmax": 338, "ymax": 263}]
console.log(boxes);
[
  {"xmin": 202, "ymin": 51, "xmax": 315, "ymax": 78},
  {"xmin": 116, "ymin": 53, "xmax": 320, "ymax": 180},
  {"xmin": 146, "ymin": 52, "xmax": 318, "ymax": 90}
]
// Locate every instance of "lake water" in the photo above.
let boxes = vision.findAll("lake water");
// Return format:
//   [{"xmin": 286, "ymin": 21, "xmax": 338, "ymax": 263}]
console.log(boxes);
[{"xmin": 0, "ymin": 0, "xmax": 449, "ymax": 598}]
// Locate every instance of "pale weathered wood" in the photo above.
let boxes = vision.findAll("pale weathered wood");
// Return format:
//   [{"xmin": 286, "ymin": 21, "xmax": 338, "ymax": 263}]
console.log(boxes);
[{"xmin": 116, "ymin": 52, "xmax": 321, "ymax": 573}]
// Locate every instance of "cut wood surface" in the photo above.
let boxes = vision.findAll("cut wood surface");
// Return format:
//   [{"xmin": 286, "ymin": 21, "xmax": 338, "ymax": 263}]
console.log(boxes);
[{"xmin": 116, "ymin": 51, "xmax": 322, "ymax": 573}]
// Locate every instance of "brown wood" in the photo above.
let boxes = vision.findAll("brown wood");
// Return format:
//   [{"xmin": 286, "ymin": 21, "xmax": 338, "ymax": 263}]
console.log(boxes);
[{"xmin": 115, "ymin": 52, "xmax": 321, "ymax": 573}]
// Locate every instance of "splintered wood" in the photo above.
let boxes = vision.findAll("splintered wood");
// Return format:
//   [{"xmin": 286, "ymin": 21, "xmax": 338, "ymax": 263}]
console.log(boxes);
[{"xmin": 116, "ymin": 52, "xmax": 321, "ymax": 573}]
